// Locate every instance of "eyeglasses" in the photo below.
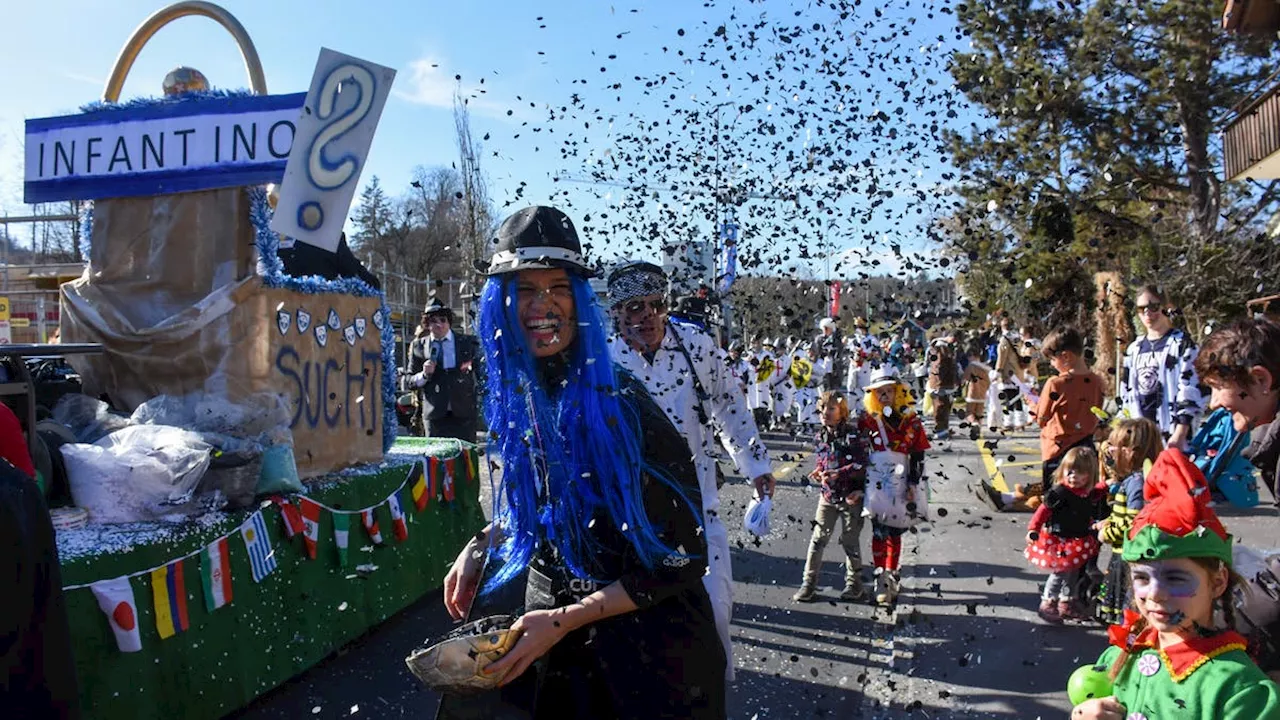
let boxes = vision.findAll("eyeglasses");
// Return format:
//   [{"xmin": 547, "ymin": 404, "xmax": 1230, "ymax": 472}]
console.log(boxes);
[
  {"xmin": 622, "ymin": 298, "xmax": 668, "ymax": 315},
  {"xmin": 1136, "ymin": 305, "xmax": 1163, "ymax": 316}
]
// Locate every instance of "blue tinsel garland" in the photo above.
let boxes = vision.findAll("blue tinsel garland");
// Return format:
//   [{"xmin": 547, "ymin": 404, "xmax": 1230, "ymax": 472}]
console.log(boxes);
[
  {"xmin": 79, "ymin": 88, "xmax": 257, "ymax": 115},
  {"xmin": 248, "ymin": 186, "xmax": 398, "ymax": 454}
]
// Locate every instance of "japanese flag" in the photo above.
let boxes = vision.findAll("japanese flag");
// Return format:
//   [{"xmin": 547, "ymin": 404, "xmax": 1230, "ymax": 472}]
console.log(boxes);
[{"xmin": 90, "ymin": 576, "xmax": 142, "ymax": 653}]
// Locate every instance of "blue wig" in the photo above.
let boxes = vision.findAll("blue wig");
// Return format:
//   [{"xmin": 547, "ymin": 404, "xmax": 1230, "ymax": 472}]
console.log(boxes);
[{"xmin": 477, "ymin": 272, "xmax": 697, "ymax": 591}]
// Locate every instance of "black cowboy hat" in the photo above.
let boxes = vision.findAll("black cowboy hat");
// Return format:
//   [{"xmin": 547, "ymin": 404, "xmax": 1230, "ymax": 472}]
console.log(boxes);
[{"xmin": 482, "ymin": 206, "xmax": 596, "ymax": 277}]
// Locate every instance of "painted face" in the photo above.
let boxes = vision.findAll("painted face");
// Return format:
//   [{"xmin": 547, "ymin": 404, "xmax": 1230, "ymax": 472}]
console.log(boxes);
[
  {"xmin": 873, "ymin": 385, "xmax": 895, "ymax": 408},
  {"xmin": 614, "ymin": 292, "xmax": 668, "ymax": 353},
  {"xmin": 1206, "ymin": 375, "xmax": 1277, "ymax": 433},
  {"xmin": 1129, "ymin": 558, "xmax": 1225, "ymax": 637},
  {"xmin": 1060, "ymin": 465, "xmax": 1092, "ymax": 490},
  {"xmin": 515, "ymin": 269, "xmax": 577, "ymax": 358}
]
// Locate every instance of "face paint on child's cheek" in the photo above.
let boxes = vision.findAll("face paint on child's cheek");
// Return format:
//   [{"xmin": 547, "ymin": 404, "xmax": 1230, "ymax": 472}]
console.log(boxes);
[{"xmin": 1130, "ymin": 563, "xmax": 1202, "ymax": 600}]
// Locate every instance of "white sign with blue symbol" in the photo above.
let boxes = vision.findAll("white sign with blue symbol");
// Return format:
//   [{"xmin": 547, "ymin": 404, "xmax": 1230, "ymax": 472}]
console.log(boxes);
[{"xmin": 269, "ymin": 48, "xmax": 396, "ymax": 252}]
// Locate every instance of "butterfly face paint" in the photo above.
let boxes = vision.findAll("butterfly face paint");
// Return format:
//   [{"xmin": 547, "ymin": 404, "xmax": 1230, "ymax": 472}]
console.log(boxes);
[{"xmin": 1128, "ymin": 558, "xmax": 1221, "ymax": 638}]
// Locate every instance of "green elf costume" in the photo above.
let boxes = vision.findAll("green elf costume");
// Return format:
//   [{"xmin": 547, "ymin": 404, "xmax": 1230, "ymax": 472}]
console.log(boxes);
[{"xmin": 1086, "ymin": 448, "xmax": 1280, "ymax": 719}]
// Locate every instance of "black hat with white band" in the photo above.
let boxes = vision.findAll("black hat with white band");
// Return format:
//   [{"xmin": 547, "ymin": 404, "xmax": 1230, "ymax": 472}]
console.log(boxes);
[
  {"xmin": 606, "ymin": 260, "xmax": 669, "ymax": 306},
  {"xmin": 485, "ymin": 206, "xmax": 595, "ymax": 276}
]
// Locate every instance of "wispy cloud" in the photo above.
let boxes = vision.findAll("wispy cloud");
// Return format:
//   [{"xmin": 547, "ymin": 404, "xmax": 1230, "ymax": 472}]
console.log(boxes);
[
  {"xmin": 60, "ymin": 70, "xmax": 104, "ymax": 88},
  {"xmin": 392, "ymin": 56, "xmax": 528, "ymax": 121}
]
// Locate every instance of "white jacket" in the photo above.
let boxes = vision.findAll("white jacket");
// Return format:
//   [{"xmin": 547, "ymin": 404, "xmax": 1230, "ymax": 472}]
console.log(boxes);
[{"xmin": 609, "ymin": 321, "xmax": 773, "ymax": 512}]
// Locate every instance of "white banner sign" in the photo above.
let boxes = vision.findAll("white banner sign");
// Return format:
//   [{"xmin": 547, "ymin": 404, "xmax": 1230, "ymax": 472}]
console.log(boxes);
[
  {"xmin": 270, "ymin": 48, "xmax": 396, "ymax": 252},
  {"xmin": 24, "ymin": 93, "xmax": 305, "ymax": 203}
]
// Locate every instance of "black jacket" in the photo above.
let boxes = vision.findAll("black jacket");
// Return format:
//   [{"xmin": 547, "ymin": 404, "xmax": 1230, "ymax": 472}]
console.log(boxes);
[
  {"xmin": 520, "ymin": 367, "xmax": 726, "ymax": 720},
  {"xmin": 409, "ymin": 331, "xmax": 481, "ymax": 421},
  {"xmin": 0, "ymin": 460, "xmax": 79, "ymax": 719}
]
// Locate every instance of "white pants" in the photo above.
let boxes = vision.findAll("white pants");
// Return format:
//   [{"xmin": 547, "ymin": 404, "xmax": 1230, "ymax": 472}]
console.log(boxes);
[
  {"xmin": 703, "ymin": 516, "xmax": 735, "ymax": 682},
  {"xmin": 772, "ymin": 383, "xmax": 794, "ymax": 421},
  {"xmin": 794, "ymin": 386, "xmax": 820, "ymax": 425}
]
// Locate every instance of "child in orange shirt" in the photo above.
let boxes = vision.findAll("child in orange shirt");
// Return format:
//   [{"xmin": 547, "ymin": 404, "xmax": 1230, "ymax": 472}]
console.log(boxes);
[{"xmin": 1035, "ymin": 327, "xmax": 1104, "ymax": 488}]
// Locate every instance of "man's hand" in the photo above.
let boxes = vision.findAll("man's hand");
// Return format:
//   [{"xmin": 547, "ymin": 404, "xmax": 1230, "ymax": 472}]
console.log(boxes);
[
  {"xmin": 845, "ymin": 491, "xmax": 863, "ymax": 506},
  {"xmin": 753, "ymin": 473, "xmax": 777, "ymax": 499},
  {"xmin": 423, "ymin": 360, "xmax": 438, "ymax": 377}
]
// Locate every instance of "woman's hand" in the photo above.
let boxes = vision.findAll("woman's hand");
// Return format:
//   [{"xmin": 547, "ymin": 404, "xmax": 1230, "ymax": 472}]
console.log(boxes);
[
  {"xmin": 485, "ymin": 608, "xmax": 572, "ymax": 686},
  {"xmin": 443, "ymin": 539, "xmax": 485, "ymax": 620},
  {"xmin": 1071, "ymin": 697, "xmax": 1125, "ymax": 720}
]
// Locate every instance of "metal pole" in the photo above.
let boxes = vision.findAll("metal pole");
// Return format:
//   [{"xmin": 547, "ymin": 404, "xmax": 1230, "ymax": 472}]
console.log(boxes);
[{"xmin": 36, "ymin": 296, "xmax": 46, "ymax": 343}]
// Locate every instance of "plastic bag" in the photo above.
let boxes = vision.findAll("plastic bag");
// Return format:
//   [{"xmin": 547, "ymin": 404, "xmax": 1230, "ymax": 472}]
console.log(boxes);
[
  {"xmin": 258, "ymin": 444, "xmax": 302, "ymax": 495},
  {"xmin": 52, "ymin": 394, "xmax": 131, "ymax": 444},
  {"xmin": 131, "ymin": 392, "xmax": 292, "ymax": 441},
  {"xmin": 62, "ymin": 424, "xmax": 212, "ymax": 523},
  {"xmin": 743, "ymin": 495, "xmax": 773, "ymax": 537}
]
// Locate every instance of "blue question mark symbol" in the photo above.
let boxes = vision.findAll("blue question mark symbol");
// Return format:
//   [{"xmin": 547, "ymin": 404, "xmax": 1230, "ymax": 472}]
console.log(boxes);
[{"xmin": 297, "ymin": 63, "xmax": 376, "ymax": 232}]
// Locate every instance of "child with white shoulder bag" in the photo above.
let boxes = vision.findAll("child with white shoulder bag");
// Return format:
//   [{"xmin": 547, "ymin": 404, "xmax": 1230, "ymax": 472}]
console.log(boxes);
[{"xmin": 858, "ymin": 367, "xmax": 931, "ymax": 606}]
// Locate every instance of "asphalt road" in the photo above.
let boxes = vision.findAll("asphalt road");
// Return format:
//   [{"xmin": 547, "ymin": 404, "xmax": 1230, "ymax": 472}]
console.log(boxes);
[{"xmin": 231, "ymin": 423, "xmax": 1279, "ymax": 720}]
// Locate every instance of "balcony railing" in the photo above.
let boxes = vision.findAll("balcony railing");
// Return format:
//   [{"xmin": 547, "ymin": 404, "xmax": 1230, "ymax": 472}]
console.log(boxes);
[{"xmin": 1223, "ymin": 77, "xmax": 1280, "ymax": 181}]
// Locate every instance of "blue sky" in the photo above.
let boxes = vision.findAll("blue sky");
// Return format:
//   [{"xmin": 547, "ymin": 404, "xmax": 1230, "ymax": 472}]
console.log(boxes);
[{"xmin": 1, "ymin": 0, "xmax": 968, "ymax": 279}]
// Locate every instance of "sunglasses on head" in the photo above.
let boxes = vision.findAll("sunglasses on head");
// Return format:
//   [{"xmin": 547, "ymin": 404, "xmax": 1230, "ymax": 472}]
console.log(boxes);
[{"xmin": 623, "ymin": 298, "xmax": 668, "ymax": 315}]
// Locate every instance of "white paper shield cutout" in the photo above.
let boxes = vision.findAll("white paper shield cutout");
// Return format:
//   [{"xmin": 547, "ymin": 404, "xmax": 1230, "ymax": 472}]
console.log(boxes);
[
  {"xmin": 372, "ymin": 309, "xmax": 385, "ymax": 331},
  {"xmin": 327, "ymin": 309, "xmax": 341, "ymax": 330},
  {"xmin": 354, "ymin": 317, "xmax": 367, "ymax": 338},
  {"xmin": 296, "ymin": 309, "xmax": 312, "ymax": 334},
  {"xmin": 276, "ymin": 310, "xmax": 291, "ymax": 336},
  {"xmin": 343, "ymin": 325, "xmax": 357, "ymax": 346},
  {"xmin": 314, "ymin": 324, "xmax": 328, "ymax": 348}
]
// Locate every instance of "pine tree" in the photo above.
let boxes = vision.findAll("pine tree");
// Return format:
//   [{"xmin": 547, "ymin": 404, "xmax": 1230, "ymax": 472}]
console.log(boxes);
[
  {"xmin": 351, "ymin": 176, "xmax": 391, "ymax": 251},
  {"xmin": 946, "ymin": 0, "xmax": 1279, "ymax": 327}
]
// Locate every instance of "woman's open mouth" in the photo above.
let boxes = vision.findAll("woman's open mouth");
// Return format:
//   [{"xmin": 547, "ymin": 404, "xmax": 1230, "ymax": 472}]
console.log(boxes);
[{"xmin": 526, "ymin": 318, "xmax": 561, "ymax": 344}]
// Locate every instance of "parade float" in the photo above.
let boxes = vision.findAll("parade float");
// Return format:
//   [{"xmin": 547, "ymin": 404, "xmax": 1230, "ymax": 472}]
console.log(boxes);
[{"xmin": 21, "ymin": 4, "xmax": 485, "ymax": 718}]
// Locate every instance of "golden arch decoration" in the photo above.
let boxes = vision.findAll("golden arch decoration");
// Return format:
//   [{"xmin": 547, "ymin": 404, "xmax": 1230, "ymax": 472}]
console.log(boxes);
[{"xmin": 103, "ymin": 0, "xmax": 267, "ymax": 101}]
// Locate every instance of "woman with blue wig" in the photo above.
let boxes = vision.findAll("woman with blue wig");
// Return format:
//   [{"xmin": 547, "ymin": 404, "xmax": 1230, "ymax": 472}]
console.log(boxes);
[{"xmin": 441, "ymin": 206, "xmax": 726, "ymax": 718}]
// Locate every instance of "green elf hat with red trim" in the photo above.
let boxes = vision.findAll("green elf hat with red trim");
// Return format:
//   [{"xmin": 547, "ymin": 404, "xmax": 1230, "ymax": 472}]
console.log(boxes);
[{"xmin": 1122, "ymin": 448, "xmax": 1233, "ymax": 567}]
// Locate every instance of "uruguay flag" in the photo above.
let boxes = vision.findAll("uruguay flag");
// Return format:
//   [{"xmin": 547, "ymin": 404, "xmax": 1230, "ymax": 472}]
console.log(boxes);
[{"xmin": 240, "ymin": 510, "xmax": 278, "ymax": 583}]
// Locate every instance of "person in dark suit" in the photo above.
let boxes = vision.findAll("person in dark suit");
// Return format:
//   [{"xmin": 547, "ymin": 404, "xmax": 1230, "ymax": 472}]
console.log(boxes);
[{"xmin": 407, "ymin": 298, "xmax": 480, "ymax": 444}]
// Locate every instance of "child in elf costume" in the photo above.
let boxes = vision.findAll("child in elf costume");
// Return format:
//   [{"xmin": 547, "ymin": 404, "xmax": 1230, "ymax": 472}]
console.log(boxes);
[
  {"xmin": 1069, "ymin": 449, "xmax": 1280, "ymax": 720},
  {"xmin": 859, "ymin": 367, "xmax": 930, "ymax": 606}
]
